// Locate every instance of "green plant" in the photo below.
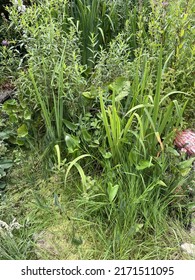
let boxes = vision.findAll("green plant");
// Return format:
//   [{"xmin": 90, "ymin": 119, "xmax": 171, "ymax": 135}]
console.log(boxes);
[
  {"xmin": 66, "ymin": 0, "xmax": 133, "ymax": 71},
  {"xmin": 139, "ymin": 0, "xmax": 195, "ymax": 124},
  {"xmin": 71, "ymin": 47, "xmax": 192, "ymax": 258},
  {"xmin": 5, "ymin": 0, "xmax": 87, "ymax": 153},
  {"xmin": 0, "ymin": 130, "xmax": 13, "ymax": 191},
  {"xmin": 97, "ymin": 48, "xmax": 186, "ymax": 162},
  {"xmin": 1, "ymin": 98, "xmax": 32, "ymax": 146}
]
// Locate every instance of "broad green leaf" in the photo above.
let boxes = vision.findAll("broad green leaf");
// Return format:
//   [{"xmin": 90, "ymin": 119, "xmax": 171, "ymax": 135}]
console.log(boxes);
[
  {"xmin": 2, "ymin": 99, "xmax": 18, "ymax": 112},
  {"xmin": 108, "ymin": 77, "xmax": 129, "ymax": 94},
  {"xmin": 107, "ymin": 182, "xmax": 119, "ymax": 203},
  {"xmin": 82, "ymin": 91, "xmax": 95, "ymax": 99},
  {"xmin": 0, "ymin": 132, "xmax": 11, "ymax": 140},
  {"xmin": 178, "ymin": 157, "xmax": 195, "ymax": 169},
  {"xmin": 115, "ymin": 82, "xmax": 131, "ymax": 102},
  {"xmin": 180, "ymin": 168, "xmax": 191, "ymax": 177},
  {"xmin": 0, "ymin": 160, "xmax": 13, "ymax": 170},
  {"xmin": 99, "ymin": 147, "xmax": 112, "ymax": 159},
  {"xmin": 16, "ymin": 139, "xmax": 25, "ymax": 146},
  {"xmin": 166, "ymin": 147, "xmax": 180, "ymax": 156},
  {"xmin": 0, "ymin": 168, "xmax": 6, "ymax": 179},
  {"xmin": 81, "ymin": 128, "xmax": 91, "ymax": 142},
  {"xmin": 102, "ymin": 152, "xmax": 112, "ymax": 159},
  {"xmin": 65, "ymin": 134, "xmax": 79, "ymax": 153},
  {"xmin": 136, "ymin": 160, "xmax": 153, "ymax": 170},
  {"xmin": 24, "ymin": 110, "xmax": 31, "ymax": 120},
  {"xmin": 0, "ymin": 182, "xmax": 6, "ymax": 190},
  {"xmin": 10, "ymin": 114, "xmax": 18, "ymax": 123},
  {"xmin": 128, "ymin": 149, "xmax": 137, "ymax": 166},
  {"xmin": 17, "ymin": 124, "xmax": 28, "ymax": 138},
  {"xmin": 63, "ymin": 119, "xmax": 77, "ymax": 131}
]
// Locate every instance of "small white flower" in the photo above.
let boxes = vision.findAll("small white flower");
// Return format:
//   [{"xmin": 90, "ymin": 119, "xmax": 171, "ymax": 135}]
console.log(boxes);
[
  {"xmin": 10, "ymin": 218, "xmax": 22, "ymax": 230},
  {"xmin": 18, "ymin": 5, "xmax": 26, "ymax": 13},
  {"xmin": 0, "ymin": 219, "xmax": 22, "ymax": 237},
  {"xmin": 0, "ymin": 220, "xmax": 9, "ymax": 230}
]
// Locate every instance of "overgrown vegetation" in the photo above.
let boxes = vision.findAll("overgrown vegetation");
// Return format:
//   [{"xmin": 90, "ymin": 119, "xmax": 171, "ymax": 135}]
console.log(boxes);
[{"xmin": 0, "ymin": 0, "xmax": 194, "ymax": 260}]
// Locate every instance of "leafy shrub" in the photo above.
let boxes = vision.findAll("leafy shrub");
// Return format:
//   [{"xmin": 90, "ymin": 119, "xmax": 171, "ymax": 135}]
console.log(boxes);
[{"xmin": 5, "ymin": 1, "xmax": 86, "ymax": 147}]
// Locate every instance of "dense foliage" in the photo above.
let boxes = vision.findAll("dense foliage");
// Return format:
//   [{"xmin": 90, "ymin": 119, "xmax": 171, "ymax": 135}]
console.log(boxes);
[{"xmin": 0, "ymin": 0, "xmax": 194, "ymax": 260}]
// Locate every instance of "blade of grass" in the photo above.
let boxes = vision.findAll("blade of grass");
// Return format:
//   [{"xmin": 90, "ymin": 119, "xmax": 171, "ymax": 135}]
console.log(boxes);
[
  {"xmin": 153, "ymin": 47, "xmax": 163, "ymax": 127},
  {"xmin": 64, "ymin": 154, "xmax": 91, "ymax": 187}
]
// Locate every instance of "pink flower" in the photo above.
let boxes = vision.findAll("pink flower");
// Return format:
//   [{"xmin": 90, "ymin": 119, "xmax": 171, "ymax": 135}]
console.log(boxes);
[
  {"xmin": 162, "ymin": 2, "xmax": 169, "ymax": 7},
  {"xmin": 2, "ymin": 40, "xmax": 9, "ymax": 46}
]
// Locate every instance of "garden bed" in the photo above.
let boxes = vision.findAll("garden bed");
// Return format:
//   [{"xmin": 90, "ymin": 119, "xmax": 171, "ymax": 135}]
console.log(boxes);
[{"xmin": 0, "ymin": 0, "xmax": 195, "ymax": 260}]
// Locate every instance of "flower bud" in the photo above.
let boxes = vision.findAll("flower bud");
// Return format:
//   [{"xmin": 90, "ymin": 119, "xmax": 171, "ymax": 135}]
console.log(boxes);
[{"xmin": 2, "ymin": 40, "xmax": 9, "ymax": 46}]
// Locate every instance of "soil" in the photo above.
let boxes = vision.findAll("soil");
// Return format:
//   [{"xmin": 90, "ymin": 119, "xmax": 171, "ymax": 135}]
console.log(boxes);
[{"xmin": 0, "ymin": 81, "xmax": 16, "ymax": 103}]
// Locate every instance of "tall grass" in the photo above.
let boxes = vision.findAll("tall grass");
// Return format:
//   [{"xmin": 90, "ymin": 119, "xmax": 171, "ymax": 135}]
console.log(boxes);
[
  {"xmin": 70, "ymin": 45, "xmax": 191, "ymax": 258},
  {"xmin": 28, "ymin": 43, "xmax": 69, "ymax": 142},
  {"xmin": 66, "ymin": 0, "xmax": 133, "ymax": 70},
  {"xmin": 99, "ymin": 48, "xmax": 187, "ymax": 162}
]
